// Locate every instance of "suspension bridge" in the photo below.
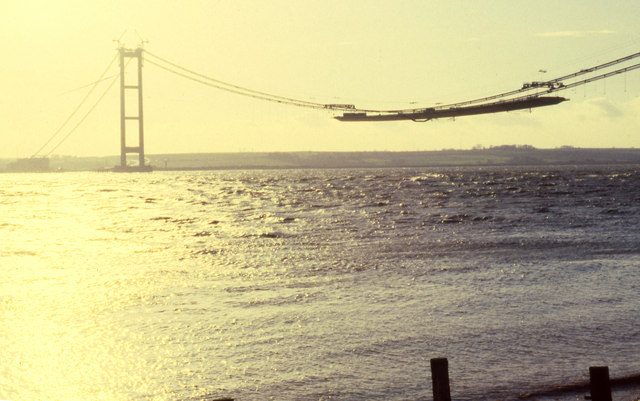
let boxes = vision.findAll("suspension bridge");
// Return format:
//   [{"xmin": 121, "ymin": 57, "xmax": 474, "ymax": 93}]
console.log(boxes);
[{"xmin": 29, "ymin": 45, "xmax": 640, "ymax": 171}]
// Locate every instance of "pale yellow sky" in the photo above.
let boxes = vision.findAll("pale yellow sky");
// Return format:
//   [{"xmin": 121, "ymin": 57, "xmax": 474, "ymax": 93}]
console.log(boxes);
[{"xmin": 2, "ymin": 0, "xmax": 640, "ymax": 158}]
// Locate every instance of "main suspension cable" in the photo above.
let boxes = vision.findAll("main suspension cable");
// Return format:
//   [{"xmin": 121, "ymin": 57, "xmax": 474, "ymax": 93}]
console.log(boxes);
[
  {"xmin": 144, "ymin": 48, "xmax": 640, "ymax": 117},
  {"xmin": 546, "ymin": 50, "xmax": 640, "ymax": 84},
  {"xmin": 548, "ymin": 61, "xmax": 640, "ymax": 93},
  {"xmin": 145, "ymin": 58, "xmax": 329, "ymax": 110},
  {"xmin": 144, "ymin": 50, "xmax": 338, "ymax": 110},
  {"xmin": 61, "ymin": 74, "xmax": 120, "ymax": 95},
  {"xmin": 44, "ymin": 73, "xmax": 121, "ymax": 157},
  {"xmin": 32, "ymin": 53, "xmax": 119, "ymax": 158},
  {"xmin": 423, "ymin": 50, "xmax": 640, "ymax": 112}
]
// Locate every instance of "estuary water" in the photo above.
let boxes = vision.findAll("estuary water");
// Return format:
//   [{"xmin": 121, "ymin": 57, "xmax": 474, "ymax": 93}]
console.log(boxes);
[{"xmin": 1, "ymin": 165, "xmax": 639, "ymax": 401}]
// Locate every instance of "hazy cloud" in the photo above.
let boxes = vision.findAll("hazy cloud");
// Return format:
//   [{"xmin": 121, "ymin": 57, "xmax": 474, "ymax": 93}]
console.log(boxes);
[
  {"xmin": 336, "ymin": 41, "xmax": 359, "ymax": 47},
  {"xmin": 536, "ymin": 30, "xmax": 615, "ymax": 38},
  {"xmin": 587, "ymin": 98, "xmax": 623, "ymax": 119}
]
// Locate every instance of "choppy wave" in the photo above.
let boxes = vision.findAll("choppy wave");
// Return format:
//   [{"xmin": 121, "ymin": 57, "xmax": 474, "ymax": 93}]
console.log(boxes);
[{"xmin": 1, "ymin": 165, "xmax": 639, "ymax": 401}]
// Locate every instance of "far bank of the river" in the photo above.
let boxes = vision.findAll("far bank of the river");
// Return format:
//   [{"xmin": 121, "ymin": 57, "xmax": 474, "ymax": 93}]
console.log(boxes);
[{"xmin": 3, "ymin": 147, "xmax": 640, "ymax": 172}]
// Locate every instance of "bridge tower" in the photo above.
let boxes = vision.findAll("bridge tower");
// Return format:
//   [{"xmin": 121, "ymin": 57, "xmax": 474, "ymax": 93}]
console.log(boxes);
[{"xmin": 117, "ymin": 46, "xmax": 151, "ymax": 171}]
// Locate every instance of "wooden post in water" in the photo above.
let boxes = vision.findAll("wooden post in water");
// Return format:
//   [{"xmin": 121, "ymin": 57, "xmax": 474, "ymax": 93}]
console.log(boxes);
[
  {"xmin": 589, "ymin": 366, "xmax": 612, "ymax": 401},
  {"xmin": 430, "ymin": 357, "xmax": 452, "ymax": 401}
]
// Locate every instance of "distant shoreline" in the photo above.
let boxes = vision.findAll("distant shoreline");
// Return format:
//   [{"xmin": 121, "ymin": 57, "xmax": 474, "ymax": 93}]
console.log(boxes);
[{"xmin": 3, "ymin": 147, "xmax": 640, "ymax": 172}]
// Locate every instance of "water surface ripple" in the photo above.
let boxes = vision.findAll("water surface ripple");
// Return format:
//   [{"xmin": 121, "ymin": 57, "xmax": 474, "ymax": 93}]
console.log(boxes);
[{"xmin": 1, "ymin": 166, "xmax": 639, "ymax": 400}]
